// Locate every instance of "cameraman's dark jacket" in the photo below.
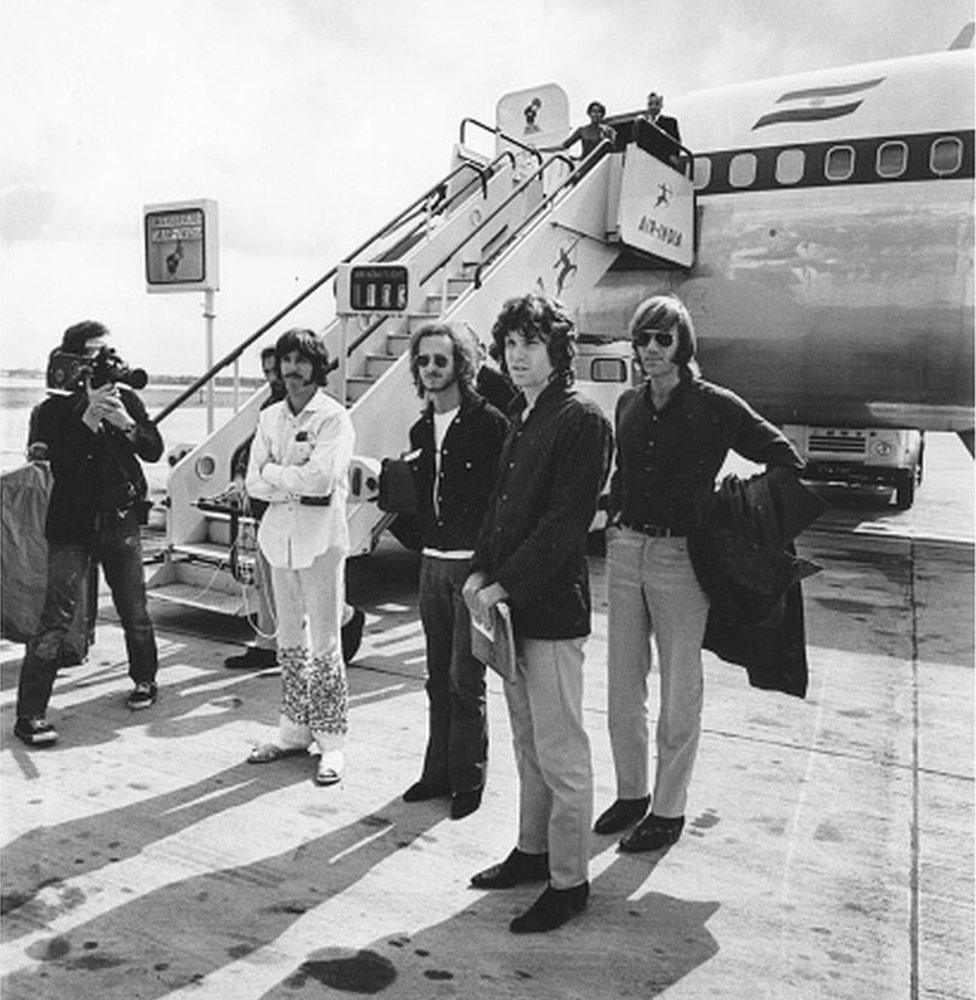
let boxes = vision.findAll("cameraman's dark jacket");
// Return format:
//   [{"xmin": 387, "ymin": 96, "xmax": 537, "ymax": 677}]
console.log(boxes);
[
  {"xmin": 408, "ymin": 391, "xmax": 508, "ymax": 551},
  {"xmin": 688, "ymin": 467, "xmax": 826, "ymax": 698},
  {"xmin": 32, "ymin": 388, "xmax": 163, "ymax": 544}
]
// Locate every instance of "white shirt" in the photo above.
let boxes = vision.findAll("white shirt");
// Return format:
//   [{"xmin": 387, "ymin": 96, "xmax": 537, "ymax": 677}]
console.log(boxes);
[
  {"xmin": 422, "ymin": 405, "xmax": 473, "ymax": 560},
  {"xmin": 246, "ymin": 389, "xmax": 355, "ymax": 569}
]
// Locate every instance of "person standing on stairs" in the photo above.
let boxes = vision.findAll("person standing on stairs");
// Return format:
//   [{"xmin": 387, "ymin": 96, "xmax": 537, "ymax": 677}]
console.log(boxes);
[
  {"xmin": 400, "ymin": 322, "xmax": 508, "ymax": 820},
  {"xmin": 243, "ymin": 328, "xmax": 355, "ymax": 786}
]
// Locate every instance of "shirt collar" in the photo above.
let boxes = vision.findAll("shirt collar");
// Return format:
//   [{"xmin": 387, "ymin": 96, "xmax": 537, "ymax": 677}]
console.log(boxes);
[{"xmin": 642, "ymin": 374, "xmax": 695, "ymax": 414}]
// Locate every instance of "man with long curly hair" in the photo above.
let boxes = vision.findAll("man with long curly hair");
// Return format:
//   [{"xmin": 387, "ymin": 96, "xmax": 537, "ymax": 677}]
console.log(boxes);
[{"xmin": 463, "ymin": 294, "xmax": 612, "ymax": 933}]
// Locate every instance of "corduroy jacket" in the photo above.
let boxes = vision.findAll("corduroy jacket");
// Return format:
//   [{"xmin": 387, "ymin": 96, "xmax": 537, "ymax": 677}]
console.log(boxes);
[{"xmin": 472, "ymin": 379, "xmax": 612, "ymax": 640}]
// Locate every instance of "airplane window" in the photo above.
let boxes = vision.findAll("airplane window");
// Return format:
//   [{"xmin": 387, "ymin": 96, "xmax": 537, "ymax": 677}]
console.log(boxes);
[
  {"xmin": 876, "ymin": 141, "xmax": 907, "ymax": 178},
  {"xmin": 825, "ymin": 146, "xmax": 854, "ymax": 181},
  {"xmin": 931, "ymin": 136, "xmax": 963, "ymax": 175},
  {"xmin": 692, "ymin": 156, "xmax": 712, "ymax": 190},
  {"xmin": 775, "ymin": 149, "xmax": 805, "ymax": 185},
  {"xmin": 729, "ymin": 153, "xmax": 757, "ymax": 188}
]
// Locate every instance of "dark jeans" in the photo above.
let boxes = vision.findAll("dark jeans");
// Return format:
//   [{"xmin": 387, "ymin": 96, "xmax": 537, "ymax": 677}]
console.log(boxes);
[
  {"xmin": 16, "ymin": 508, "xmax": 158, "ymax": 720},
  {"xmin": 418, "ymin": 555, "xmax": 487, "ymax": 793}
]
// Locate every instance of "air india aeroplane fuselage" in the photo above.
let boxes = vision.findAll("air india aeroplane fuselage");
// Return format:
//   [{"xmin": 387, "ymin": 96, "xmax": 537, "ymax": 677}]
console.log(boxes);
[{"xmin": 582, "ymin": 46, "xmax": 974, "ymax": 441}]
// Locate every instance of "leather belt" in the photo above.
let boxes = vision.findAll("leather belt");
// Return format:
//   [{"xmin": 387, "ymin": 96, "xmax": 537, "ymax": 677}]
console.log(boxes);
[
  {"xmin": 299, "ymin": 495, "xmax": 332, "ymax": 507},
  {"xmin": 624, "ymin": 521, "xmax": 684, "ymax": 538}
]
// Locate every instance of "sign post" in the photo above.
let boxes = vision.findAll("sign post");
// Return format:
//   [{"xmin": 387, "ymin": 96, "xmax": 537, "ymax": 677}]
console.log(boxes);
[{"xmin": 143, "ymin": 198, "xmax": 220, "ymax": 432}]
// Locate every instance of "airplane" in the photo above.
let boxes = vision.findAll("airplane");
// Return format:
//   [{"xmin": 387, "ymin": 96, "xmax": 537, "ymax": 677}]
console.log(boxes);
[
  {"xmin": 147, "ymin": 26, "xmax": 973, "ymax": 613},
  {"xmin": 577, "ymin": 26, "xmax": 973, "ymax": 504}
]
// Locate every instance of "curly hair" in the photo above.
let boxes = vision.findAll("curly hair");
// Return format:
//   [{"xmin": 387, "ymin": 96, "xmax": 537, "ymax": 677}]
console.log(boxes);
[
  {"xmin": 273, "ymin": 328, "xmax": 337, "ymax": 386},
  {"xmin": 408, "ymin": 322, "xmax": 478, "ymax": 399},
  {"xmin": 489, "ymin": 293, "xmax": 577, "ymax": 386}
]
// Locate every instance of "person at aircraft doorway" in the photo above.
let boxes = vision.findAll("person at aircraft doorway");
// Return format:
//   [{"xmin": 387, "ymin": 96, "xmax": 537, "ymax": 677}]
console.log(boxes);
[
  {"xmin": 463, "ymin": 294, "xmax": 612, "ymax": 934},
  {"xmin": 400, "ymin": 322, "xmax": 508, "ymax": 820},
  {"xmin": 13, "ymin": 321, "xmax": 164, "ymax": 747},
  {"xmin": 594, "ymin": 294, "xmax": 803, "ymax": 852},
  {"xmin": 243, "ymin": 328, "xmax": 355, "ymax": 787},
  {"xmin": 639, "ymin": 91, "xmax": 682, "ymax": 167},
  {"xmin": 543, "ymin": 100, "xmax": 618, "ymax": 161},
  {"xmin": 221, "ymin": 346, "xmax": 365, "ymax": 671}
]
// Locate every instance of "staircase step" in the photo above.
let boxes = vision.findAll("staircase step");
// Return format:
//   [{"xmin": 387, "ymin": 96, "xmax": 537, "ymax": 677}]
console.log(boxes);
[
  {"xmin": 172, "ymin": 541, "xmax": 231, "ymax": 566},
  {"xmin": 386, "ymin": 333, "xmax": 411, "ymax": 356},
  {"xmin": 424, "ymin": 292, "xmax": 460, "ymax": 313},
  {"xmin": 364, "ymin": 354, "xmax": 398, "ymax": 377},
  {"xmin": 346, "ymin": 376, "xmax": 376, "ymax": 403},
  {"xmin": 148, "ymin": 580, "xmax": 246, "ymax": 616}
]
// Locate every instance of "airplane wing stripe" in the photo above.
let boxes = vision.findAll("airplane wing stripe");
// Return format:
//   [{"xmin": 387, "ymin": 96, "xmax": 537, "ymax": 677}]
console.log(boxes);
[
  {"xmin": 752, "ymin": 101, "xmax": 864, "ymax": 130},
  {"xmin": 776, "ymin": 77, "xmax": 885, "ymax": 103}
]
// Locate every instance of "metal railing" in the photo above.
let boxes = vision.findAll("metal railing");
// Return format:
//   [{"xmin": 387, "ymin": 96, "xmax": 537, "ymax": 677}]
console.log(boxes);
[
  {"xmin": 152, "ymin": 158, "xmax": 490, "ymax": 426},
  {"xmin": 420, "ymin": 141, "xmax": 607, "ymax": 290},
  {"xmin": 458, "ymin": 118, "xmax": 544, "ymax": 165}
]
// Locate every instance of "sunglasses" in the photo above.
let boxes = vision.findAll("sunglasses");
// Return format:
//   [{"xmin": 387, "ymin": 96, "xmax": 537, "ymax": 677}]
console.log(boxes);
[
  {"xmin": 635, "ymin": 328, "xmax": 675, "ymax": 348},
  {"xmin": 417, "ymin": 353, "xmax": 450, "ymax": 369}
]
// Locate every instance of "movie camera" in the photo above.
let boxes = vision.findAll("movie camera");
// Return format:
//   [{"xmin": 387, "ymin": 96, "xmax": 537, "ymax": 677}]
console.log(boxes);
[{"xmin": 46, "ymin": 346, "xmax": 149, "ymax": 393}]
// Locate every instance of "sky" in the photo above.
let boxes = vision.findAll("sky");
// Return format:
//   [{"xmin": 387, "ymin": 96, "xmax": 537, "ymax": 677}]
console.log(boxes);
[{"xmin": 1, "ymin": 0, "xmax": 972, "ymax": 377}]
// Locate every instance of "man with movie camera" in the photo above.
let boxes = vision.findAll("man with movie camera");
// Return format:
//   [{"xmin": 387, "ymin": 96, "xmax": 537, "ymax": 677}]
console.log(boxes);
[{"xmin": 14, "ymin": 321, "xmax": 163, "ymax": 747}]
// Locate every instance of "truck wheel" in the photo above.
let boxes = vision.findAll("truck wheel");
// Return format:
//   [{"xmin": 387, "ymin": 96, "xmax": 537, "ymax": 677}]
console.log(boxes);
[{"xmin": 894, "ymin": 473, "xmax": 915, "ymax": 510}]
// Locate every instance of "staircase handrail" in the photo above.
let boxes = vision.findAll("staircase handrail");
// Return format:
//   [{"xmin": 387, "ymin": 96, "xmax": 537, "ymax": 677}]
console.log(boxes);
[
  {"xmin": 458, "ymin": 118, "xmax": 544, "ymax": 165},
  {"xmin": 633, "ymin": 117, "xmax": 695, "ymax": 179},
  {"xmin": 152, "ymin": 159, "xmax": 489, "ymax": 425},
  {"xmin": 419, "ymin": 147, "xmax": 583, "ymax": 288},
  {"xmin": 473, "ymin": 139, "xmax": 615, "ymax": 282},
  {"xmin": 341, "ymin": 150, "xmax": 521, "ymax": 358}
]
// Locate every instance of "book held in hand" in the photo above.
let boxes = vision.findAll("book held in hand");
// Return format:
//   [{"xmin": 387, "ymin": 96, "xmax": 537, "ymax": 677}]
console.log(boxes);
[{"xmin": 470, "ymin": 602, "xmax": 517, "ymax": 682}]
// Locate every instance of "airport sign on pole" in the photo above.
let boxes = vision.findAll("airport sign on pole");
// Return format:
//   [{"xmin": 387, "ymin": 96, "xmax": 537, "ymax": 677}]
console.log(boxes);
[{"xmin": 143, "ymin": 198, "xmax": 220, "ymax": 432}]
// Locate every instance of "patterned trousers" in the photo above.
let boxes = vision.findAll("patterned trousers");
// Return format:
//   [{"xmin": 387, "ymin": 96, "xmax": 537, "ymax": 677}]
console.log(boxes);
[{"xmin": 271, "ymin": 547, "xmax": 348, "ymax": 753}]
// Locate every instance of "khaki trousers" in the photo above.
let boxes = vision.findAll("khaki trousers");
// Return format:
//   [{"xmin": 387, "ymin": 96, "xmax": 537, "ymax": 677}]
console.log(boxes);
[
  {"xmin": 505, "ymin": 636, "xmax": 592, "ymax": 889},
  {"xmin": 606, "ymin": 527, "xmax": 710, "ymax": 818}
]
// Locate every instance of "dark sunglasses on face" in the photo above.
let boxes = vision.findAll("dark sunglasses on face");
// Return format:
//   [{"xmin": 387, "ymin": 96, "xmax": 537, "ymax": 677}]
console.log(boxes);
[
  {"xmin": 417, "ymin": 353, "xmax": 450, "ymax": 369},
  {"xmin": 635, "ymin": 328, "xmax": 675, "ymax": 348}
]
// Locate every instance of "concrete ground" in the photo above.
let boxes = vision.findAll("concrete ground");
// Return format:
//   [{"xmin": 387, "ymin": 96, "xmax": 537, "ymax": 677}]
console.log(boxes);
[{"xmin": 1, "ymin": 514, "xmax": 973, "ymax": 999}]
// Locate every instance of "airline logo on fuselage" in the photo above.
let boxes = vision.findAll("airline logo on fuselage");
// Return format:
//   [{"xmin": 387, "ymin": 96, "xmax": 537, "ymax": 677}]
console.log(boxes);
[{"xmin": 752, "ymin": 76, "xmax": 886, "ymax": 130}]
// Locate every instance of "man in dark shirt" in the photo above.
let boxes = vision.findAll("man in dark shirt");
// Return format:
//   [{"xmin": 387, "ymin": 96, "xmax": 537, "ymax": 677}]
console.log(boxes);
[
  {"xmin": 594, "ymin": 295, "xmax": 802, "ymax": 852},
  {"xmin": 401, "ymin": 323, "xmax": 508, "ymax": 820},
  {"xmin": 639, "ymin": 91, "xmax": 682, "ymax": 166},
  {"xmin": 463, "ymin": 294, "xmax": 612, "ymax": 934},
  {"xmin": 14, "ymin": 321, "xmax": 164, "ymax": 746}
]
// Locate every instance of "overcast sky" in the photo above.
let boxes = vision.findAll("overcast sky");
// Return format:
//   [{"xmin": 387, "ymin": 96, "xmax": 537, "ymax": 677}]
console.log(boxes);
[{"xmin": 1, "ymin": 0, "xmax": 971, "ymax": 376}]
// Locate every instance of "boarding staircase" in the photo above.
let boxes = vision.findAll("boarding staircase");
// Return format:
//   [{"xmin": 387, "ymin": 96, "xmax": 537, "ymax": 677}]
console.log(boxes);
[{"xmin": 147, "ymin": 115, "xmax": 697, "ymax": 616}]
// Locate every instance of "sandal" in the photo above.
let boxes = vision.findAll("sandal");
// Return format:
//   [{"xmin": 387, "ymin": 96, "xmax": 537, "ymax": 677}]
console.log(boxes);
[
  {"xmin": 246, "ymin": 743, "xmax": 308, "ymax": 764},
  {"xmin": 315, "ymin": 750, "xmax": 344, "ymax": 786}
]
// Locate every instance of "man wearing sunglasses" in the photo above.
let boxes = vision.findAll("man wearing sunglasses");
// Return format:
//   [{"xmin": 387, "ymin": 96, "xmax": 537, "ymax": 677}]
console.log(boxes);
[
  {"xmin": 401, "ymin": 323, "xmax": 508, "ymax": 820},
  {"xmin": 595, "ymin": 294, "xmax": 802, "ymax": 853}
]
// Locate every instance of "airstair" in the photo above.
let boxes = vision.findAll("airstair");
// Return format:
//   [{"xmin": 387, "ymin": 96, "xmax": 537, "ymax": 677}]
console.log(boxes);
[{"xmin": 146, "ymin": 108, "xmax": 696, "ymax": 616}]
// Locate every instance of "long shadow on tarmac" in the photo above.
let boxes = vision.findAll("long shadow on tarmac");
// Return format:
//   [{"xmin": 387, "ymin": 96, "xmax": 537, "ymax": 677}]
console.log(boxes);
[
  {"xmin": 1, "ymin": 796, "xmax": 449, "ymax": 997},
  {"xmin": 2, "ymin": 797, "xmax": 720, "ymax": 1000},
  {"xmin": 254, "ymin": 849, "xmax": 720, "ymax": 999}
]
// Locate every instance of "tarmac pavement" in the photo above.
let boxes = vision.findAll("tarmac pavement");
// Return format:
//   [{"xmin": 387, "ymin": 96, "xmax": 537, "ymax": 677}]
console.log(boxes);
[{"xmin": 1, "ymin": 522, "xmax": 972, "ymax": 999}]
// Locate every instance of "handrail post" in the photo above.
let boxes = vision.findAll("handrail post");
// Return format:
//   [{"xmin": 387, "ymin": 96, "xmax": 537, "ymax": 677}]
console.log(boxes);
[
  {"xmin": 337, "ymin": 316, "xmax": 349, "ymax": 407},
  {"xmin": 203, "ymin": 288, "xmax": 216, "ymax": 434}
]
